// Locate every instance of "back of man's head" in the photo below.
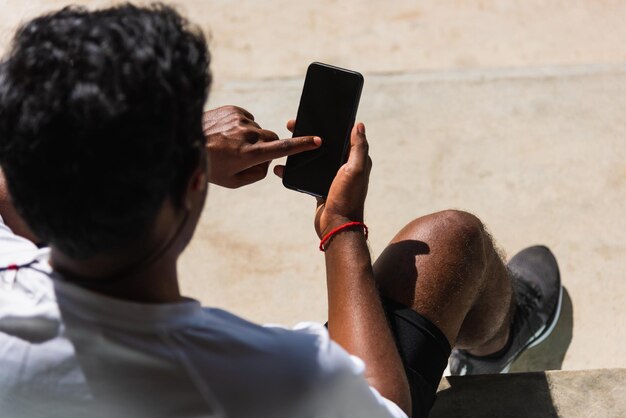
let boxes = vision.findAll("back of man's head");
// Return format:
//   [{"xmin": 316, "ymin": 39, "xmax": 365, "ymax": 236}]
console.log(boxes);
[{"xmin": 0, "ymin": 3, "xmax": 211, "ymax": 259}]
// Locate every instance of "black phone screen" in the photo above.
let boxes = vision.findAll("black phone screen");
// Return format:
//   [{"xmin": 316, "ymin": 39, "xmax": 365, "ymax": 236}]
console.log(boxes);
[{"xmin": 283, "ymin": 63, "xmax": 363, "ymax": 197}]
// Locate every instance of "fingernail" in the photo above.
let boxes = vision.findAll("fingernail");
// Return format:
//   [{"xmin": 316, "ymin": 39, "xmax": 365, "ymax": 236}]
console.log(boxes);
[
  {"xmin": 357, "ymin": 123, "xmax": 365, "ymax": 134},
  {"xmin": 313, "ymin": 136, "xmax": 322, "ymax": 146}
]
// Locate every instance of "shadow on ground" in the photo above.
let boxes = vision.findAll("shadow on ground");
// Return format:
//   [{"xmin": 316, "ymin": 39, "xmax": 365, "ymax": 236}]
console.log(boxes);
[
  {"xmin": 431, "ymin": 368, "xmax": 626, "ymax": 418},
  {"xmin": 431, "ymin": 372, "xmax": 558, "ymax": 418}
]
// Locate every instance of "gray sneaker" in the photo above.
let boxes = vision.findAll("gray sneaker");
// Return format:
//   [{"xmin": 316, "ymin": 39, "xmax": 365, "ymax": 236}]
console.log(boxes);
[{"xmin": 449, "ymin": 245, "xmax": 563, "ymax": 375}]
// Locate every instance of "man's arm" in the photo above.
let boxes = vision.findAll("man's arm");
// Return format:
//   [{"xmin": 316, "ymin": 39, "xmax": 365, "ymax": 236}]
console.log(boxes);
[
  {"xmin": 202, "ymin": 105, "xmax": 321, "ymax": 188},
  {"xmin": 276, "ymin": 122, "xmax": 412, "ymax": 416},
  {"xmin": 319, "ymin": 124, "xmax": 411, "ymax": 416}
]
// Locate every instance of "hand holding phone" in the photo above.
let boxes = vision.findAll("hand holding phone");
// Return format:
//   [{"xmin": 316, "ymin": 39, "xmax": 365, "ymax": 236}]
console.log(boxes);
[{"xmin": 314, "ymin": 122, "xmax": 371, "ymax": 238}]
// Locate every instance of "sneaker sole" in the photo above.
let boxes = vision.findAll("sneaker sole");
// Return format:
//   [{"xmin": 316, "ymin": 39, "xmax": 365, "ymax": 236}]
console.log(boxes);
[{"xmin": 500, "ymin": 284, "xmax": 564, "ymax": 373}]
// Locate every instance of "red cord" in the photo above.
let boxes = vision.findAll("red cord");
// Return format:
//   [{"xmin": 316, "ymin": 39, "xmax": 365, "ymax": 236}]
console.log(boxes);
[{"xmin": 319, "ymin": 221, "xmax": 368, "ymax": 252}]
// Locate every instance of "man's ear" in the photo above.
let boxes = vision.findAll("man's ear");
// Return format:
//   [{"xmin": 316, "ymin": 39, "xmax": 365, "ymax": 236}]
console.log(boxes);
[
  {"xmin": 183, "ymin": 150, "xmax": 209, "ymax": 210},
  {"xmin": 190, "ymin": 167, "xmax": 207, "ymax": 192}
]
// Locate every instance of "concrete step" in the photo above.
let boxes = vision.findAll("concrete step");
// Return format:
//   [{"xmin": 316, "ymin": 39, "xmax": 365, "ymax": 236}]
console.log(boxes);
[
  {"xmin": 4, "ymin": 2, "xmax": 626, "ymax": 83},
  {"xmin": 433, "ymin": 368, "xmax": 626, "ymax": 418},
  {"xmin": 150, "ymin": 1, "xmax": 626, "ymax": 82}
]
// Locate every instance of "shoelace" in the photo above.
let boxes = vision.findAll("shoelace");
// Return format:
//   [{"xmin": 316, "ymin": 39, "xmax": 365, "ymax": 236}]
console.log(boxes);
[{"xmin": 510, "ymin": 269, "xmax": 542, "ymax": 337}]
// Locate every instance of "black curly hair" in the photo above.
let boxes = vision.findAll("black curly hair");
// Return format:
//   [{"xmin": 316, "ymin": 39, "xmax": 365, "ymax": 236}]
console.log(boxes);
[{"xmin": 0, "ymin": 3, "xmax": 211, "ymax": 259}]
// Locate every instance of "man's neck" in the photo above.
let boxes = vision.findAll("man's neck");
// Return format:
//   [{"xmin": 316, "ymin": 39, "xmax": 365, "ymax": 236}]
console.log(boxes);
[
  {"xmin": 50, "ymin": 247, "xmax": 184, "ymax": 304},
  {"xmin": 49, "ymin": 197, "xmax": 195, "ymax": 304}
]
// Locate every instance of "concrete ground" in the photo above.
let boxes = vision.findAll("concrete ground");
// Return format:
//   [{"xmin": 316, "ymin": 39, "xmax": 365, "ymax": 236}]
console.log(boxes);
[
  {"xmin": 1, "ymin": 0, "xmax": 624, "ymax": 374},
  {"xmin": 432, "ymin": 368, "xmax": 626, "ymax": 417}
]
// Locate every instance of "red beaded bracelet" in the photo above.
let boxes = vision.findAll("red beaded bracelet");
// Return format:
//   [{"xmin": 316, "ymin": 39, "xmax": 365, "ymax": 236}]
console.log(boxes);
[{"xmin": 319, "ymin": 221, "xmax": 368, "ymax": 252}]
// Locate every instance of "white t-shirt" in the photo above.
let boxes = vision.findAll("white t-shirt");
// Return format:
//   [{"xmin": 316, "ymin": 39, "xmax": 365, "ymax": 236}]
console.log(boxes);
[{"xmin": 0, "ymin": 217, "xmax": 406, "ymax": 418}]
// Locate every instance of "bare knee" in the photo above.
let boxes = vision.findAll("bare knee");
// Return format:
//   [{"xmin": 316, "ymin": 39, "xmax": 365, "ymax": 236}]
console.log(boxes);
[
  {"xmin": 423, "ymin": 210, "xmax": 487, "ymax": 271},
  {"xmin": 432, "ymin": 210, "xmax": 484, "ymax": 240},
  {"xmin": 422, "ymin": 211, "xmax": 511, "ymax": 348},
  {"xmin": 374, "ymin": 210, "xmax": 488, "ymax": 303},
  {"xmin": 374, "ymin": 210, "xmax": 492, "ymax": 343}
]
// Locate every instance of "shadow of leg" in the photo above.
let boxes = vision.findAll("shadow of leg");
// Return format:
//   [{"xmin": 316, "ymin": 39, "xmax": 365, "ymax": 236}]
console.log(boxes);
[
  {"xmin": 510, "ymin": 286, "xmax": 574, "ymax": 372},
  {"xmin": 431, "ymin": 373, "xmax": 559, "ymax": 417}
]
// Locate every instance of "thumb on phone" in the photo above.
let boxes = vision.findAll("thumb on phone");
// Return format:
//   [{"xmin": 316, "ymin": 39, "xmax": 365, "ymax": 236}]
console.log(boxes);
[{"xmin": 343, "ymin": 122, "xmax": 369, "ymax": 173}]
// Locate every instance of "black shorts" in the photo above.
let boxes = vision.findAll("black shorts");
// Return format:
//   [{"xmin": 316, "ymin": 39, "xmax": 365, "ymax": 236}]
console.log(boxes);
[
  {"xmin": 328, "ymin": 298, "xmax": 451, "ymax": 417},
  {"xmin": 381, "ymin": 297, "xmax": 451, "ymax": 418}
]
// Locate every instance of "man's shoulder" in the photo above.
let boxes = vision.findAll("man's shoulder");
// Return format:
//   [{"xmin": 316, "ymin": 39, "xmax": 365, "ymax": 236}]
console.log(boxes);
[
  {"xmin": 180, "ymin": 309, "xmax": 377, "ymax": 416},
  {"xmin": 197, "ymin": 309, "xmax": 333, "ymax": 364},
  {"xmin": 187, "ymin": 309, "xmax": 360, "ymax": 384},
  {"xmin": 191, "ymin": 310, "xmax": 404, "ymax": 417}
]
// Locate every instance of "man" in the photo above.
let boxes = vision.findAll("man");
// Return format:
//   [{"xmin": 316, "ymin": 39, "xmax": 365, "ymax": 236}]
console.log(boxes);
[{"xmin": 0, "ymin": 4, "xmax": 562, "ymax": 418}]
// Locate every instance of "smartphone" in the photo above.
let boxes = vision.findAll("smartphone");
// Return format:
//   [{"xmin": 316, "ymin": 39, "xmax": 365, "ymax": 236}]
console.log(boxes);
[{"xmin": 282, "ymin": 62, "xmax": 364, "ymax": 197}]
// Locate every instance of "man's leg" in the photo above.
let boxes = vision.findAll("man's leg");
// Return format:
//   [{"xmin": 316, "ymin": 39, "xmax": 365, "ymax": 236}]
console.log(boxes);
[
  {"xmin": 373, "ymin": 209, "xmax": 562, "ymax": 383},
  {"xmin": 373, "ymin": 210, "xmax": 513, "ymax": 356},
  {"xmin": 371, "ymin": 210, "xmax": 561, "ymax": 417}
]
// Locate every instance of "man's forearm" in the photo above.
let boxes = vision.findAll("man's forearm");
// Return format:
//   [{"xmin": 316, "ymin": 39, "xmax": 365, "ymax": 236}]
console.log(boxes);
[{"xmin": 325, "ymin": 230, "xmax": 411, "ymax": 416}]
